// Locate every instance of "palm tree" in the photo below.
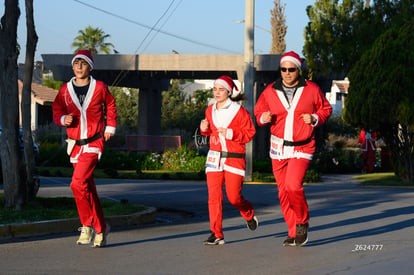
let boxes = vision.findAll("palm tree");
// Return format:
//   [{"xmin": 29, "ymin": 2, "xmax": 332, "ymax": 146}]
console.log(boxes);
[{"xmin": 72, "ymin": 25, "xmax": 114, "ymax": 54}]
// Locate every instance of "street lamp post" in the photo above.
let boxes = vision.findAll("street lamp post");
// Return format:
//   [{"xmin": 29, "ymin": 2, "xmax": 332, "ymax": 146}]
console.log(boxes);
[{"xmin": 243, "ymin": 0, "xmax": 254, "ymax": 182}]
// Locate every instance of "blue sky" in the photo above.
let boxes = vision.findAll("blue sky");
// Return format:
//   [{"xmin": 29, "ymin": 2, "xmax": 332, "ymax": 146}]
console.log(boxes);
[{"xmin": 1, "ymin": 0, "xmax": 316, "ymax": 63}]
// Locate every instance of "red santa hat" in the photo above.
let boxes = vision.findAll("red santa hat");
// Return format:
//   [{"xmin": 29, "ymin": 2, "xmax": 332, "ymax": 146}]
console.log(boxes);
[
  {"xmin": 280, "ymin": 51, "xmax": 302, "ymax": 70},
  {"xmin": 71, "ymin": 50, "xmax": 94, "ymax": 69},
  {"xmin": 214, "ymin": 75, "xmax": 239, "ymax": 95}
]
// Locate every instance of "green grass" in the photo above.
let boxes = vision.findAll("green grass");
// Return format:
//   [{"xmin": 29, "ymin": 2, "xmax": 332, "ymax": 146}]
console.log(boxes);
[
  {"xmin": 0, "ymin": 195, "xmax": 145, "ymax": 224},
  {"xmin": 353, "ymin": 172, "xmax": 414, "ymax": 187}
]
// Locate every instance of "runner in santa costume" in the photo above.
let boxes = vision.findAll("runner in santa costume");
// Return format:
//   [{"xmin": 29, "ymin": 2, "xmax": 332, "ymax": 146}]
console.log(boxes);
[
  {"xmin": 254, "ymin": 51, "xmax": 332, "ymax": 246},
  {"xmin": 53, "ymin": 50, "xmax": 117, "ymax": 247},
  {"xmin": 200, "ymin": 75, "xmax": 258, "ymax": 245},
  {"xmin": 358, "ymin": 128, "xmax": 378, "ymax": 173}
]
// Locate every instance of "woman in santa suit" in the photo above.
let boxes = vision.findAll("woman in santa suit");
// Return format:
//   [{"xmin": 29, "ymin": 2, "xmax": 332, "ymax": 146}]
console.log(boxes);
[
  {"xmin": 254, "ymin": 51, "xmax": 332, "ymax": 247},
  {"xmin": 200, "ymin": 75, "xmax": 258, "ymax": 245}
]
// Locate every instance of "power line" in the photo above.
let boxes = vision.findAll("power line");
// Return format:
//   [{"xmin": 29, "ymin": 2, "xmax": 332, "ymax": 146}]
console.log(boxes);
[
  {"xmin": 139, "ymin": 0, "xmax": 183, "ymax": 53},
  {"xmin": 73, "ymin": 0, "xmax": 239, "ymax": 54},
  {"xmin": 134, "ymin": 0, "xmax": 180, "ymax": 53},
  {"xmin": 111, "ymin": 0, "xmax": 180, "ymax": 86}
]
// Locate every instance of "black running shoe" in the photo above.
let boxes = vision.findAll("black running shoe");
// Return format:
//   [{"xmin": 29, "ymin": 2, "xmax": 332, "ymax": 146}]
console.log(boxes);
[
  {"xmin": 203, "ymin": 233, "xmax": 225, "ymax": 245},
  {"xmin": 283, "ymin": 236, "xmax": 295, "ymax": 247},
  {"xmin": 295, "ymin": 223, "xmax": 309, "ymax": 246},
  {"xmin": 247, "ymin": 216, "xmax": 259, "ymax": 231}
]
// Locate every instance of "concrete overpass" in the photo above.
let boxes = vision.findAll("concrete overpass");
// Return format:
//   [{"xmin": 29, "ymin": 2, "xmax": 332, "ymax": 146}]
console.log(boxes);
[
  {"xmin": 42, "ymin": 54, "xmax": 282, "ymax": 87},
  {"xmin": 42, "ymin": 54, "xmax": 282, "ymax": 158}
]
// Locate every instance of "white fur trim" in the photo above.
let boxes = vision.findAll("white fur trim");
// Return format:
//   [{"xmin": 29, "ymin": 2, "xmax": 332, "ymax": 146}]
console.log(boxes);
[
  {"xmin": 280, "ymin": 56, "xmax": 301, "ymax": 69},
  {"xmin": 71, "ymin": 54, "xmax": 94, "ymax": 69},
  {"xmin": 215, "ymin": 79, "xmax": 233, "ymax": 94},
  {"xmin": 105, "ymin": 126, "xmax": 116, "ymax": 135}
]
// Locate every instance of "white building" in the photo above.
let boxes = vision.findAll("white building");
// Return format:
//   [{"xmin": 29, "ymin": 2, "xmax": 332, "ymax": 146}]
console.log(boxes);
[
  {"xmin": 326, "ymin": 77, "xmax": 349, "ymax": 115},
  {"xmin": 180, "ymin": 79, "xmax": 242, "ymax": 105}
]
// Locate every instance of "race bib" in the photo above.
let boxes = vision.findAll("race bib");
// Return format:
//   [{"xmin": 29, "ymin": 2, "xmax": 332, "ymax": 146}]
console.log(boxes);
[
  {"xmin": 206, "ymin": 150, "xmax": 221, "ymax": 169},
  {"xmin": 270, "ymin": 135, "xmax": 284, "ymax": 158}
]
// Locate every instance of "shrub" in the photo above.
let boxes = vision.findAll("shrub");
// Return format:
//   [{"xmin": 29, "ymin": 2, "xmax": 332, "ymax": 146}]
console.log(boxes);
[
  {"xmin": 38, "ymin": 142, "xmax": 70, "ymax": 167},
  {"xmin": 311, "ymin": 147, "xmax": 362, "ymax": 173},
  {"xmin": 161, "ymin": 145, "xmax": 199, "ymax": 171},
  {"xmin": 103, "ymin": 167, "xmax": 119, "ymax": 178},
  {"xmin": 184, "ymin": 155, "xmax": 206, "ymax": 172},
  {"xmin": 98, "ymin": 150, "xmax": 139, "ymax": 170},
  {"xmin": 253, "ymin": 158, "xmax": 272, "ymax": 173},
  {"xmin": 304, "ymin": 168, "xmax": 320, "ymax": 183},
  {"xmin": 140, "ymin": 152, "xmax": 163, "ymax": 170}
]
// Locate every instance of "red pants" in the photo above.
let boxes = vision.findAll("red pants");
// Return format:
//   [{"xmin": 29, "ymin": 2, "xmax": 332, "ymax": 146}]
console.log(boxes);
[
  {"xmin": 71, "ymin": 152, "xmax": 106, "ymax": 234},
  {"xmin": 362, "ymin": 148, "xmax": 375, "ymax": 172},
  {"xmin": 206, "ymin": 171, "xmax": 254, "ymax": 239},
  {"xmin": 272, "ymin": 158, "xmax": 310, "ymax": 238}
]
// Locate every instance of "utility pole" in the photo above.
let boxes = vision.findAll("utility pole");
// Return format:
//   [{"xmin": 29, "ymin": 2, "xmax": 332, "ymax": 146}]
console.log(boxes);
[{"xmin": 244, "ymin": 0, "xmax": 254, "ymax": 181}]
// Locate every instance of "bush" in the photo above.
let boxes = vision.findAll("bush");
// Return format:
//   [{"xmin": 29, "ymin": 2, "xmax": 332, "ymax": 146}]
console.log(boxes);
[
  {"xmin": 253, "ymin": 158, "xmax": 272, "ymax": 173},
  {"xmin": 98, "ymin": 150, "xmax": 139, "ymax": 170},
  {"xmin": 325, "ymin": 115, "xmax": 358, "ymax": 138},
  {"xmin": 140, "ymin": 152, "xmax": 163, "ymax": 170},
  {"xmin": 161, "ymin": 145, "xmax": 199, "ymax": 171},
  {"xmin": 304, "ymin": 168, "xmax": 320, "ymax": 183},
  {"xmin": 311, "ymin": 147, "xmax": 362, "ymax": 173},
  {"xmin": 185, "ymin": 155, "xmax": 206, "ymax": 172},
  {"xmin": 38, "ymin": 142, "xmax": 70, "ymax": 167}
]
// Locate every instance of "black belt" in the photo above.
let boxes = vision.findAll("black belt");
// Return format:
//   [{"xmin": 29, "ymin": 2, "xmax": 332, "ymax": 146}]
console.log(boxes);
[
  {"xmin": 75, "ymin": 133, "xmax": 102, "ymax": 146},
  {"xmin": 221, "ymin": 151, "xmax": 245, "ymax": 158},
  {"xmin": 283, "ymin": 137, "xmax": 312, "ymax": 147}
]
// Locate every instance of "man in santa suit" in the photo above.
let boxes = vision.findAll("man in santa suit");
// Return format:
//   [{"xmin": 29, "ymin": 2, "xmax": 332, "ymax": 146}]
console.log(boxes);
[
  {"xmin": 254, "ymin": 51, "xmax": 332, "ymax": 247},
  {"xmin": 358, "ymin": 128, "xmax": 378, "ymax": 173},
  {"xmin": 200, "ymin": 75, "xmax": 258, "ymax": 245},
  {"xmin": 53, "ymin": 50, "xmax": 117, "ymax": 248}
]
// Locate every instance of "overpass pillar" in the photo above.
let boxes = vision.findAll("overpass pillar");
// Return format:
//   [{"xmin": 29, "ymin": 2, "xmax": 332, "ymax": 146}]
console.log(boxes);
[{"xmin": 137, "ymin": 77, "xmax": 170, "ymax": 135}]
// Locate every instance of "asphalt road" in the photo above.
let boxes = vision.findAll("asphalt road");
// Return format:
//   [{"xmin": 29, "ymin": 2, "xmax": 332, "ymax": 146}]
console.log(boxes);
[{"xmin": 1, "ymin": 174, "xmax": 414, "ymax": 274}]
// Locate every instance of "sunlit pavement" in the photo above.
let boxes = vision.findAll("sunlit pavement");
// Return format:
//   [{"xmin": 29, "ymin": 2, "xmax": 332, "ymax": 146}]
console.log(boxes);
[{"xmin": 1, "ymin": 174, "xmax": 413, "ymax": 274}]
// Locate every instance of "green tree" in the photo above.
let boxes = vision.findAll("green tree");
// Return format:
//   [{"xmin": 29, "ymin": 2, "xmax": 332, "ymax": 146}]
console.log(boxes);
[
  {"xmin": 183, "ymin": 88, "xmax": 212, "ymax": 133},
  {"xmin": 304, "ymin": 0, "xmax": 363, "ymax": 78},
  {"xmin": 110, "ymin": 87, "xmax": 139, "ymax": 129},
  {"xmin": 303, "ymin": 0, "xmax": 398, "ymax": 78},
  {"xmin": 269, "ymin": 0, "xmax": 287, "ymax": 54},
  {"xmin": 161, "ymin": 80, "xmax": 212, "ymax": 136},
  {"xmin": 161, "ymin": 80, "xmax": 186, "ymax": 130},
  {"xmin": 72, "ymin": 25, "xmax": 114, "ymax": 54},
  {"xmin": 343, "ymin": 19, "xmax": 414, "ymax": 182}
]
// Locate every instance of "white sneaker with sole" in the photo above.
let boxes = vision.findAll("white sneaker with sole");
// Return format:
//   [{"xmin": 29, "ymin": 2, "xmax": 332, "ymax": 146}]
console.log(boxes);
[
  {"xmin": 76, "ymin": 226, "xmax": 93, "ymax": 245},
  {"xmin": 93, "ymin": 224, "xmax": 110, "ymax": 248}
]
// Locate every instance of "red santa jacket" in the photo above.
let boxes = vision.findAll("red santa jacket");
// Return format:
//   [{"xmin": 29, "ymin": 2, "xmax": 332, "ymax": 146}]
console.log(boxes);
[
  {"xmin": 200, "ymin": 99, "xmax": 255, "ymax": 176},
  {"xmin": 52, "ymin": 76, "xmax": 117, "ymax": 162},
  {"xmin": 254, "ymin": 77, "xmax": 332, "ymax": 160},
  {"xmin": 358, "ymin": 129, "xmax": 377, "ymax": 151}
]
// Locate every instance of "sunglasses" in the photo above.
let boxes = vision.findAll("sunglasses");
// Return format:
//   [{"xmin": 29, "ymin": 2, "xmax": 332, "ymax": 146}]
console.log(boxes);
[{"xmin": 281, "ymin": 67, "xmax": 297, "ymax": 72}]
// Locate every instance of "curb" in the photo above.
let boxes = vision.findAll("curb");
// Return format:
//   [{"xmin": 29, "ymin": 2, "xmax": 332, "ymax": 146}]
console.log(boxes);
[{"xmin": 0, "ymin": 206, "xmax": 157, "ymax": 240}]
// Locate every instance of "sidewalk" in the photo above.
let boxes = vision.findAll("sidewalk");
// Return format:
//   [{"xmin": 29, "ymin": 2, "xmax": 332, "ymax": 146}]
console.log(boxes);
[
  {"xmin": 1, "ymin": 174, "xmax": 414, "ymax": 274},
  {"xmin": 0, "ymin": 206, "xmax": 157, "ymax": 240}
]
